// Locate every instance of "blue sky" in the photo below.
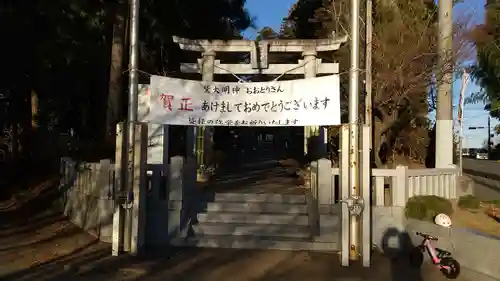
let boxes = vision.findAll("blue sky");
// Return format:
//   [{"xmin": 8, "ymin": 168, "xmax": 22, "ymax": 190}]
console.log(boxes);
[
  {"xmin": 242, "ymin": 0, "xmax": 298, "ymax": 39},
  {"xmin": 242, "ymin": 0, "xmax": 497, "ymax": 148}
]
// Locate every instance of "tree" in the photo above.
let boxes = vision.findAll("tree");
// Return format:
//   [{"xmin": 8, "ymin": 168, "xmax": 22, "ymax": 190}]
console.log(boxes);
[
  {"xmin": 470, "ymin": 0, "xmax": 500, "ymax": 122},
  {"xmin": 0, "ymin": 0, "xmax": 253, "ymax": 164},
  {"xmin": 281, "ymin": 0, "xmax": 472, "ymax": 168},
  {"xmin": 106, "ymin": 0, "xmax": 128, "ymax": 145}
]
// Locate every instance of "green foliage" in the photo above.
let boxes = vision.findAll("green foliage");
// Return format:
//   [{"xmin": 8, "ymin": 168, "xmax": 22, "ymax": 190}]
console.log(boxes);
[
  {"xmin": 1, "ymin": 0, "xmax": 253, "ymax": 160},
  {"xmin": 282, "ymin": 0, "xmax": 442, "ymax": 167},
  {"xmin": 471, "ymin": 0, "xmax": 500, "ymax": 121},
  {"xmin": 256, "ymin": 27, "xmax": 279, "ymax": 40},
  {"xmin": 486, "ymin": 199, "xmax": 500, "ymax": 208},
  {"xmin": 457, "ymin": 195, "xmax": 481, "ymax": 210},
  {"xmin": 405, "ymin": 195, "xmax": 454, "ymax": 222}
]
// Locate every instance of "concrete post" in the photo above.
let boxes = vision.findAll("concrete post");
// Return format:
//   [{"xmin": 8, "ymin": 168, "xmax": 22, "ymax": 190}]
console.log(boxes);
[
  {"xmin": 112, "ymin": 123, "xmax": 147, "ymax": 256},
  {"xmin": 436, "ymin": 0, "xmax": 454, "ymax": 168},
  {"xmin": 167, "ymin": 156, "xmax": 184, "ymax": 238},
  {"xmin": 112, "ymin": 123, "xmax": 124, "ymax": 256},
  {"xmin": 394, "ymin": 165, "xmax": 408, "ymax": 207},
  {"xmin": 130, "ymin": 123, "xmax": 147, "ymax": 255},
  {"xmin": 317, "ymin": 158, "xmax": 334, "ymax": 205},
  {"xmin": 361, "ymin": 125, "xmax": 371, "ymax": 267},
  {"xmin": 340, "ymin": 124, "xmax": 350, "ymax": 266}
]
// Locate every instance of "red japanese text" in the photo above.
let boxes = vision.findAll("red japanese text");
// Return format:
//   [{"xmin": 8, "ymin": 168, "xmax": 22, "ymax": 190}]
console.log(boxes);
[
  {"xmin": 160, "ymin": 93, "xmax": 174, "ymax": 111},
  {"xmin": 178, "ymin": 98, "xmax": 193, "ymax": 111}
]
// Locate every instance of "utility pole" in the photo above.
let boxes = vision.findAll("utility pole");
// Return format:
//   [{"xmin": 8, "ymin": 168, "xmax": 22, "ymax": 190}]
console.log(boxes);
[
  {"xmin": 362, "ymin": 0, "xmax": 373, "ymax": 267},
  {"xmin": 458, "ymin": 69, "xmax": 469, "ymax": 174},
  {"xmin": 365, "ymin": 0, "xmax": 372, "ymax": 131},
  {"xmin": 348, "ymin": 0, "xmax": 361, "ymax": 261},
  {"xmin": 488, "ymin": 116, "xmax": 492, "ymax": 156},
  {"xmin": 436, "ymin": 0, "xmax": 454, "ymax": 168},
  {"xmin": 121, "ymin": 0, "xmax": 140, "ymax": 252}
]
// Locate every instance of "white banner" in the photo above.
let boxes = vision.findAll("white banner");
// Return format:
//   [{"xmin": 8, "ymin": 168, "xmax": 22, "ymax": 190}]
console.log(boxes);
[{"xmin": 146, "ymin": 75, "xmax": 341, "ymax": 126}]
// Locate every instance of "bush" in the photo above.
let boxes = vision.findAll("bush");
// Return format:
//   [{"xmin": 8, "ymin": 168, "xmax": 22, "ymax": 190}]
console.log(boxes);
[
  {"xmin": 405, "ymin": 195, "xmax": 453, "ymax": 222},
  {"xmin": 457, "ymin": 195, "xmax": 480, "ymax": 210},
  {"xmin": 486, "ymin": 199, "xmax": 500, "ymax": 208}
]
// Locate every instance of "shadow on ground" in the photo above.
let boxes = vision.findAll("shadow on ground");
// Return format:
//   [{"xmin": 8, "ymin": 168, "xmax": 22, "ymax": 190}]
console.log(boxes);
[
  {"xmin": 0, "ymin": 192, "xmax": 467, "ymax": 281},
  {"xmin": 0, "ymin": 157, "xmax": 467, "ymax": 281},
  {"xmin": 381, "ymin": 227, "xmax": 423, "ymax": 281},
  {"xmin": 1, "ymin": 241, "xmax": 464, "ymax": 281}
]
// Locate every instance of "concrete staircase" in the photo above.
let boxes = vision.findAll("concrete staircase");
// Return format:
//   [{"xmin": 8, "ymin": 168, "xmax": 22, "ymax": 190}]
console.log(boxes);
[{"xmin": 171, "ymin": 192, "xmax": 339, "ymax": 251}]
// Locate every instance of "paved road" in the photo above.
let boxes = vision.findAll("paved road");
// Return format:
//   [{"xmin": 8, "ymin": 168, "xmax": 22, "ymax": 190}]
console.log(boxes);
[
  {"xmin": 462, "ymin": 159, "xmax": 500, "ymax": 200},
  {"xmin": 1, "ymin": 247, "xmax": 473, "ymax": 281},
  {"xmin": 462, "ymin": 158, "xmax": 500, "ymax": 177},
  {"xmin": 465, "ymin": 173, "xmax": 500, "ymax": 201}
]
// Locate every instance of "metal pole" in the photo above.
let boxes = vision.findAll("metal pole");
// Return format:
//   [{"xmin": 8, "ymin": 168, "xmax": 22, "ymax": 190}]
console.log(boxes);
[
  {"xmin": 365, "ymin": 0, "xmax": 372, "ymax": 130},
  {"xmin": 458, "ymin": 69, "xmax": 469, "ymax": 174},
  {"xmin": 361, "ymin": 0, "xmax": 373, "ymax": 267},
  {"xmin": 127, "ymin": 0, "xmax": 140, "ymax": 124},
  {"xmin": 122, "ymin": 0, "xmax": 140, "ymax": 252},
  {"xmin": 349, "ymin": 0, "xmax": 361, "ymax": 260},
  {"xmin": 488, "ymin": 116, "xmax": 491, "ymax": 156},
  {"xmin": 436, "ymin": 0, "xmax": 454, "ymax": 168}
]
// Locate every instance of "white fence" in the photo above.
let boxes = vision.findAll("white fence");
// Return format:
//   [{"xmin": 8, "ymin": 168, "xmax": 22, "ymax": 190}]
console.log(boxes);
[
  {"xmin": 313, "ymin": 164, "xmax": 458, "ymax": 208},
  {"xmin": 60, "ymin": 156, "xmax": 459, "ymax": 211}
]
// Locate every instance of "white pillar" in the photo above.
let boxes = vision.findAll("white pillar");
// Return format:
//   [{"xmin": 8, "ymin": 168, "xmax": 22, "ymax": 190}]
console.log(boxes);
[
  {"xmin": 130, "ymin": 124, "xmax": 147, "ymax": 255},
  {"xmin": 112, "ymin": 123, "xmax": 124, "ymax": 256},
  {"xmin": 361, "ymin": 125, "xmax": 371, "ymax": 267},
  {"xmin": 340, "ymin": 124, "xmax": 350, "ymax": 266},
  {"xmin": 436, "ymin": 0, "xmax": 454, "ymax": 168}
]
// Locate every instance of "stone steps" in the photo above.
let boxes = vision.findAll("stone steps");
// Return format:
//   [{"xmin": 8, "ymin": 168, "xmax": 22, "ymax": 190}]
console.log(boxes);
[
  {"xmin": 171, "ymin": 235, "xmax": 338, "ymax": 252},
  {"xmin": 185, "ymin": 192, "xmax": 313, "ymax": 250},
  {"xmin": 205, "ymin": 201, "xmax": 308, "ymax": 214},
  {"xmin": 213, "ymin": 192, "xmax": 306, "ymax": 204},
  {"xmin": 193, "ymin": 222, "xmax": 311, "ymax": 239},
  {"xmin": 197, "ymin": 212, "xmax": 309, "ymax": 226},
  {"xmin": 180, "ymin": 191, "xmax": 341, "ymax": 252}
]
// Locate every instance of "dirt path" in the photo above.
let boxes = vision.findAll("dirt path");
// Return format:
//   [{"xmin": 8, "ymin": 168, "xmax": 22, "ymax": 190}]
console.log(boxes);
[
  {"xmin": 1, "ymin": 245, "xmax": 474, "ymax": 281},
  {"xmin": 0, "ymin": 208, "xmax": 109, "ymax": 277},
  {"xmin": 0, "ymin": 176, "xmax": 110, "ymax": 279},
  {"xmin": 0, "ymin": 176, "xmax": 474, "ymax": 281},
  {"xmin": 0, "ymin": 203, "xmax": 473, "ymax": 281}
]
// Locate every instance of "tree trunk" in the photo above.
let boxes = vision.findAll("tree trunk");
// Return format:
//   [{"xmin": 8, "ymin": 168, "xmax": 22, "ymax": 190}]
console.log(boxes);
[
  {"xmin": 373, "ymin": 116, "xmax": 389, "ymax": 168},
  {"xmin": 106, "ymin": 3, "xmax": 126, "ymax": 145}
]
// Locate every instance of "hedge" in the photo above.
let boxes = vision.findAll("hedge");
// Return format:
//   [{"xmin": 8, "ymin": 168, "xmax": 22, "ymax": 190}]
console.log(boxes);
[{"xmin": 405, "ymin": 195, "xmax": 453, "ymax": 222}]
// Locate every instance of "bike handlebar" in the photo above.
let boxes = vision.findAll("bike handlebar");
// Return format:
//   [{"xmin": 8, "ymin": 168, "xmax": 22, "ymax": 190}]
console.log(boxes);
[{"xmin": 416, "ymin": 232, "xmax": 438, "ymax": 241}]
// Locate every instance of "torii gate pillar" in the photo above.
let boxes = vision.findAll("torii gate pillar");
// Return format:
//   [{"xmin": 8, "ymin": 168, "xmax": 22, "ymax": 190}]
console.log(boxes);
[
  {"xmin": 194, "ymin": 50, "xmax": 215, "ymax": 181},
  {"xmin": 302, "ymin": 48, "xmax": 327, "ymax": 158}
]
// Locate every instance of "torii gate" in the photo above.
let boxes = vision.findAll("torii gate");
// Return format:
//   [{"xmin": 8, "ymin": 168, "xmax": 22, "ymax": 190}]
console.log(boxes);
[
  {"xmin": 113, "ymin": 32, "xmax": 371, "ymax": 266},
  {"xmin": 171, "ymin": 35, "xmax": 348, "ymax": 179},
  {"xmin": 111, "ymin": 0, "xmax": 374, "ymax": 268},
  {"xmin": 168, "ymin": 35, "xmax": 371, "ymax": 266}
]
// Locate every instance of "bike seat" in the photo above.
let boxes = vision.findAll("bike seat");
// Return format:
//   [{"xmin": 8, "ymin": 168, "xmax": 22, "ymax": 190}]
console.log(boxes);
[
  {"xmin": 436, "ymin": 248, "xmax": 451, "ymax": 256},
  {"xmin": 416, "ymin": 232, "xmax": 438, "ymax": 241}
]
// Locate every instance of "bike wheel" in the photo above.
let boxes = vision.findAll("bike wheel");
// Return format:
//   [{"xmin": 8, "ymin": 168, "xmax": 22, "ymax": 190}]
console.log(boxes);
[
  {"xmin": 440, "ymin": 257, "xmax": 461, "ymax": 279},
  {"xmin": 409, "ymin": 246, "xmax": 424, "ymax": 268}
]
